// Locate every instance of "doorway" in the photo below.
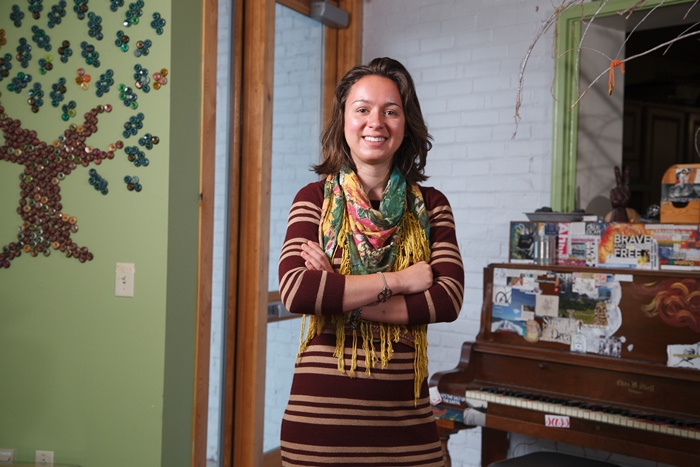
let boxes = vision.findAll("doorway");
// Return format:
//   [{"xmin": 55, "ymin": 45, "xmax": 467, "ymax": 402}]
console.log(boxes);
[{"xmin": 623, "ymin": 23, "xmax": 700, "ymax": 215}]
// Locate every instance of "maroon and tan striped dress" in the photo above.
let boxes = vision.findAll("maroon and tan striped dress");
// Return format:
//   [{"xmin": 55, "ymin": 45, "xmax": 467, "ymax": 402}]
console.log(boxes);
[{"xmin": 278, "ymin": 180, "xmax": 464, "ymax": 467}]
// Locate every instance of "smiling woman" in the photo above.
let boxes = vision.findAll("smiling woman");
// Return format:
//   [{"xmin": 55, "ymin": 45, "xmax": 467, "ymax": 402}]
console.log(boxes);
[{"xmin": 277, "ymin": 57, "xmax": 465, "ymax": 467}]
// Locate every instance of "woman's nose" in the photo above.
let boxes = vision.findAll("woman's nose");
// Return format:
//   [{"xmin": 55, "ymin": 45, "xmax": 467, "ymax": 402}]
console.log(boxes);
[{"xmin": 368, "ymin": 112, "xmax": 383, "ymax": 129}]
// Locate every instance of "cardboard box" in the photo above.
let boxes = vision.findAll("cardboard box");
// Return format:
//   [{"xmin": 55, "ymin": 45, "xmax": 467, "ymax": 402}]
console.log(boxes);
[{"xmin": 660, "ymin": 164, "xmax": 700, "ymax": 224}]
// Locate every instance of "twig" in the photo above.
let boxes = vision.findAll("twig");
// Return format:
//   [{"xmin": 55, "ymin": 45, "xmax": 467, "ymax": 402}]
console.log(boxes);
[
  {"xmin": 513, "ymin": 0, "xmax": 582, "ymax": 137},
  {"xmin": 575, "ymin": 0, "xmax": 612, "ymax": 97},
  {"xmin": 663, "ymin": 20, "xmax": 700, "ymax": 54},
  {"xmin": 684, "ymin": 0, "xmax": 700, "ymax": 19},
  {"xmin": 619, "ymin": 0, "xmax": 648, "ymax": 19}
]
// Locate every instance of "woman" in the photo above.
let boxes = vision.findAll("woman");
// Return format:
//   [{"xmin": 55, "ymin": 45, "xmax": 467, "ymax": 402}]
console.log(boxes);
[{"xmin": 278, "ymin": 57, "xmax": 464, "ymax": 466}]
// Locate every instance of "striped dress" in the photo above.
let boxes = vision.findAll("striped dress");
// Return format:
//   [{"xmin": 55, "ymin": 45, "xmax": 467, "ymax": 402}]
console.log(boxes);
[{"xmin": 278, "ymin": 180, "xmax": 464, "ymax": 467}]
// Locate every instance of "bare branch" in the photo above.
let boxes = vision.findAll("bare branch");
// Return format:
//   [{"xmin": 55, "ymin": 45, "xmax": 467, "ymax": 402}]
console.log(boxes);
[
  {"xmin": 513, "ymin": 0, "xmax": 583, "ymax": 138},
  {"xmin": 663, "ymin": 20, "xmax": 700, "ymax": 54},
  {"xmin": 683, "ymin": 0, "xmax": 699, "ymax": 19},
  {"xmin": 619, "ymin": 0, "xmax": 648, "ymax": 19}
]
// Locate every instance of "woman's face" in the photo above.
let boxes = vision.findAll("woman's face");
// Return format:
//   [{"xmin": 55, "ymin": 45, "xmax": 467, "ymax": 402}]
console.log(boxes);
[{"xmin": 343, "ymin": 75, "xmax": 405, "ymax": 171}]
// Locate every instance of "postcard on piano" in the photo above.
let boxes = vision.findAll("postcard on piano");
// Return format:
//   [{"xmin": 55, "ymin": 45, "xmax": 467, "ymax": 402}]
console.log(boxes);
[{"xmin": 667, "ymin": 342, "xmax": 700, "ymax": 370}]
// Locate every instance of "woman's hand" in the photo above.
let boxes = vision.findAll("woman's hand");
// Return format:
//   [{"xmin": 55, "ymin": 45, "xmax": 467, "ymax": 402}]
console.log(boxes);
[
  {"xmin": 389, "ymin": 261, "xmax": 433, "ymax": 295},
  {"xmin": 300, "ymin": 241, "xmax": 333, "ymax": 272}
]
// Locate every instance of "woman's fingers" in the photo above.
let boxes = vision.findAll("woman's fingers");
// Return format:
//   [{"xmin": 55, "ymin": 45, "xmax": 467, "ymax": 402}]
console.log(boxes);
[{"xmin": 301, "ymin": 241, "xmax": 333, "ymax": 272}]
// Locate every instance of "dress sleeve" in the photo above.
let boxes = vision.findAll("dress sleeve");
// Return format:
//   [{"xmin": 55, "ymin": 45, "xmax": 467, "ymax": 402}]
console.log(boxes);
[
  {"xmin": 404, "ymin": 187, "xmax": 464, "ymax": 325},
  {"xmin": 278, "ymin": 181, "xmax": 346, "ymax": 316}
]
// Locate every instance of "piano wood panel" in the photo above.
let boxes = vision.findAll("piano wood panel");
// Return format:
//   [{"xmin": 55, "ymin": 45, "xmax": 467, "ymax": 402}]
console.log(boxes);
[{"xmin": 430, "ymin": 263, "xmax": 700, "ymax": 467}]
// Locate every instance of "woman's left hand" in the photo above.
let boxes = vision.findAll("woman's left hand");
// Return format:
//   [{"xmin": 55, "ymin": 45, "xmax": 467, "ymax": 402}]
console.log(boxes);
[{"xmin": 301, "ymin": 241, "xmax": 333, "ymax": 272}]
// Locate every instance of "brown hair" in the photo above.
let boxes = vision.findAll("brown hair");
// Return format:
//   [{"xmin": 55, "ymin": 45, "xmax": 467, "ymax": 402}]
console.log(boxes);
[{"xmin": 313, "ymin": 57, "xmax": 432, "ymax": 184}]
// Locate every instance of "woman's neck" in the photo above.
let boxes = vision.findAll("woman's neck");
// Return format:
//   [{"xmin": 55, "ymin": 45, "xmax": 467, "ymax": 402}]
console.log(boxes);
[{"xmin": 355, "ymin": 164, "xmax": 391, "ymax": 201}]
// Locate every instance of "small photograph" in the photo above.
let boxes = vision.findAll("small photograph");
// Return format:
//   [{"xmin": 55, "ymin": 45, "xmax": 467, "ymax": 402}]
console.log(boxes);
[
  {"xmin": 493, "ymin": 288, "xmax": 537, "ymax": 321},
  {"xmin": 557, "ymin": 274, "xmax": 612, "ymax": 325},
  {"xmin": 596, "ymin": 336, "xmax": 622, "ymax": 358},
  {"xmin": 491, "ymin": 318, "xmax": 526, "ymax": 336},
  {"xmin": 535, "ymin": 294, "xmax": 559, "ymax": 317}
]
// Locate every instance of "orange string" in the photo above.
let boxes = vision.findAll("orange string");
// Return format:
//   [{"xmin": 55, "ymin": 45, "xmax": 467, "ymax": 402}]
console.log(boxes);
[{"xmin": 608, "ymin": 59, "xmax": 625, "ymax": 95}]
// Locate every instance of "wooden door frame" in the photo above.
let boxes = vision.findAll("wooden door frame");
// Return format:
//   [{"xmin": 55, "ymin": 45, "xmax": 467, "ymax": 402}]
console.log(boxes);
[
  {"xmin": 193, "ymin": 1, "xmax": 363, "ymax": 466},
  {"xmin": 193, "ymin": 0, "xmax": 219, "ymax": 465}
]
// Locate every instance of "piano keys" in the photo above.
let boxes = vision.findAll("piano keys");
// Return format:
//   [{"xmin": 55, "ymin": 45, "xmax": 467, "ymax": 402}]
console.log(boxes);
[
  {"xmin": 430, "ymin": 263, "xmax": 700, "ymax": 467},
  {"xmin": 465, "ymin": 388, "xmax": 700, "ymax": 439}
]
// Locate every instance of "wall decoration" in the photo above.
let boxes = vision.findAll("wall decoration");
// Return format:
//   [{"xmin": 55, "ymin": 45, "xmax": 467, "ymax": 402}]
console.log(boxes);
[
  {"xmin": 123, "ymin": 174, "xmax": 141, "ymax": 191},
  {"xmin": 1, "ymin": 0, "xmax": 170, "ymax": 268},
  {"xmin": 0, "ymin": 103, "xmax": 122, "ymax": 267},
  {"xmin": 88, "ymin": 167, "xmax": 108, "ymax": 194},
  {"xmin": 47, "ymin": 1, "xmax": 68, "ymax": 28}
]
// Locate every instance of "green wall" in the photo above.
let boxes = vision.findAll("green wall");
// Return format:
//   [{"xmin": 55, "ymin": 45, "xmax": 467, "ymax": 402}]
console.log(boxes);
[{"xmin": 0, "ymin": 0, "xmax": 202, "ymax": 465}]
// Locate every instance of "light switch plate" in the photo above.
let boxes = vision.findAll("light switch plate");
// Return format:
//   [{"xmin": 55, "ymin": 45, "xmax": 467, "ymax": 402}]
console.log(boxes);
[{"xmin": 115, "ymin": 262, "xmax": 135, "ymax": 297}]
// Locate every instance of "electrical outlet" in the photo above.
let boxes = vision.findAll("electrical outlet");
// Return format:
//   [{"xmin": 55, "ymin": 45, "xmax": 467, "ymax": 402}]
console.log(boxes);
[
  {"xmin": 0, "ymin": 448, "xmax": 16, "ymax": 463},
  {"xmin": 35, "ymin": 450, "xmax": 54, "ymax": 465}
]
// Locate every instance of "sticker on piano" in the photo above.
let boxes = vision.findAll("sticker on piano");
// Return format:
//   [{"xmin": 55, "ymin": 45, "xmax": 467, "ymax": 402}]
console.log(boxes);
[
  {"xmin": 595, "ymin": 335, "xmax": 622, "ymax": 357},
  {"xmin": 535, "ymin": 294, "xmax": 558, "ymax": 317},
  {"xmin": 544, "ymin": 414, "xmax": 571, "ymax": 428},
  {"xmin": 667, "ymin": 342, "xmax": 700, "ymax": 370},
  {"xmin": 540, "ymin": 316, "xmax": 575, "ymax": 344},
  {"xmin": 439, "ymin": 392, "xmax": 466, "ymax": 406}
]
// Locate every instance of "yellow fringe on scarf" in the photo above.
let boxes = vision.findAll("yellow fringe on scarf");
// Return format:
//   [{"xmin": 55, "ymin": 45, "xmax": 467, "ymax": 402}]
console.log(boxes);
[{"xmin": 297, "ymin": 211, "xmax": 431, "ymax": 404}]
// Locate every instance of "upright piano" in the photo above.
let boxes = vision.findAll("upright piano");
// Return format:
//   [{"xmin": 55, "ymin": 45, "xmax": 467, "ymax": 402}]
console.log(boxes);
[{"xmin": 430, "ymin": 263, "xmax": 700, "ymax": 467}]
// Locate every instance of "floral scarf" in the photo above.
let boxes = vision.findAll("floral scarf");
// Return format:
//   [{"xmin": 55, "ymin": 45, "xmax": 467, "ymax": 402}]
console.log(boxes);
[{"xmin": 298, "ymin": 165, "xmax": 432, "ymax": 402}]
